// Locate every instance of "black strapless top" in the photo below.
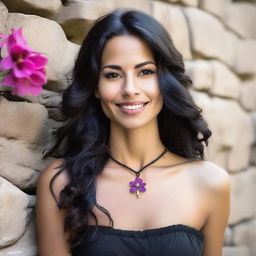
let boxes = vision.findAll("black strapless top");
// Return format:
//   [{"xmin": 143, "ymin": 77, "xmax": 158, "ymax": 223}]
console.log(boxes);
[{"xmin": 71, "ymin": 224, "xmax": 204, "ymax": 256}]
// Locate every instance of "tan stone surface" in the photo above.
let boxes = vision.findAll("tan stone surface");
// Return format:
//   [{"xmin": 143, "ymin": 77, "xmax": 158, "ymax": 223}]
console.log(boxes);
[
  {"xmin": 233, "ymin": 218, "xmax": 256, "ymax": 256},
  {"xmin": 252, "ymin": 112, "xmax": 256, "ymax": 144},
  {"xmin": 224, "ymin": 226, "xmax": 232, "ymax": 245},
  {"xmin": 56, "ymin": 1, "xmax": 109, "ymax": 44},
  {"xmin": 47, "ymin": 108, "xmax": 65, "ymax": 121},
  {"xmin": 229, "ymin": 169, "xmax": 255, "ymax": 225},
  {"xmin": 0, "ymin": 2, "xmax": 8, "ymax": 34},
  {"xmin": 0, "ymin": 177, "xmax": 29, "ymax": 247},
  {"xmin": 0, "ymin": 213, "xmax": 37, "ymax": 256},
  {"xmin": 91, "ymin": 0, "xmax": 150, "ymax": 13},
  {"xmin": 1, "ymin": 0, "xmax": 62, "ymax": 18},
  {"xmin": 0, "ymin": 97, "xmax": 54, "ymax": 190},
  {"xmin": 22, "ymin": 89, "xmax": 62, "ymax": 107},
  {"xmin": 224, "ymin": 2, "xmax": 256, "ymax": 39},
  {"xmin": 3, "ymin": 13, "xmax": 80, "ymax": 90},
  {"xmin": 0, "ymin": 137, "xmax": 50, "ymax": 173},
  {"xmin": 151, "ymin": 1, "xmax": 191, "ymax": 60},
  {"xmin": 190, "ymin": 94, "xmax": 253, "ymax": 172},
  {"xmin": 239, "ymin": 78, "xmax": 256, "ymax": 111},
  {"xmin": 250, "ymin": 146, "xmax": 256, "ymax": 166},
  {"xmin": 189, "ymin": 90, "xmax": 212, "ymax": 120},
  {"xmin": 209, "ymin": 60, "xmax": 240, "ymax": 100},
  {"xmin": 185, "ymin": 60, "xmax": 213, "ymax": 90},
  {"xmin": 0, "ymin": 161, "xmax": 40, "ymax": 191},
  {"xmin": 184, "ymin": 7, "xmax": 238, "ymax": 67},
  {"xmin": 199, "ymin": 0, "xmax": 231, "ymax": 19},
  {"xmin": 0, "ymin": 96, "xmax": 49, "ymax": 146},
  {"xmin": 181, "ymin": 0, "xmax": 198, "ymax": 6},
  {"xmin": 28, "ymin": 195, "xmax": 36, "ymax": 208},
  {"xmin": 251, "ymin": 113, "xmax": 256, "ymax": 166},
  {"xmin": 251, "ymin": 166, "xmax": 256, "ymax": 216},
  {"xmin": 189, "ymin": 90, "xmax": 213, "ymax": 161},
  {"xmin": 187, "ymin": 59, "xmax": 241, "ymax": 99},
  {"xmin": 223, "ymin": 246, "xmax": 250, "ymax": 256},
  {"xmin": 233, "ymin": 39, "xmax": 256, "ymax": 75},
  {"xmin": 208, "ymin": 98, "xmax": 253, "ymax": 172},
  {"xmin": 0, "ymin": 0, "xmax": 256, "ymax": 254},
  {"xmin": 161, "ymin": 0, "xmax": 198, "ymax": 6}
]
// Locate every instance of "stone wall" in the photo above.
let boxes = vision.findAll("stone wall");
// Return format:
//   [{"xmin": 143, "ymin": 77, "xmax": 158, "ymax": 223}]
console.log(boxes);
[{"xmin": 0, "ymin": 0, "xmax": 255, "ymax": 255}]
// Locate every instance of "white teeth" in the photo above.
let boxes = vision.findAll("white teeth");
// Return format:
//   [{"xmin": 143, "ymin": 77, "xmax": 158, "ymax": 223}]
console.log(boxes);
[{"xmin": 120, "ymin": 104, "xmax": 144, "ymax": 110}]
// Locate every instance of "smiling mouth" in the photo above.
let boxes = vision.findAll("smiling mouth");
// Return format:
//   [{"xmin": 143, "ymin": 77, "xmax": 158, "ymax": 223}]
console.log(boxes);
[
  {"xmin": 115, "ymin": 102, "xmax": 149, "ymax": 115},
  {"xmin": 116, "ymin": 102, "xmax": 149, "ymax": 110}
]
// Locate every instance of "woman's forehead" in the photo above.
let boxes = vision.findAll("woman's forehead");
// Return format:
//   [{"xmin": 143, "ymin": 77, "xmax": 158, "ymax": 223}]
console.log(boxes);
[{"xmin": 101, "ymin": 35, "xmax": 154, "ymax": 67}]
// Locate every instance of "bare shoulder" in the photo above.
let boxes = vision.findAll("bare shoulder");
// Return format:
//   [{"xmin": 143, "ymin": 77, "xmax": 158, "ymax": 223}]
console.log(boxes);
[
  {"xmin": 38, "ymin": 158, "xmax": 70, "ymax": 200},
  {"xmin": 189, "ymin": 160, "xmax": 231, "ymax": 256},
  {"xmin": 36, "ymin": 159, "xmax": 72, "ymax": 255},
  {"xmin": 189, "ymin": 160, "xmax": 231, "ymax": 193}
]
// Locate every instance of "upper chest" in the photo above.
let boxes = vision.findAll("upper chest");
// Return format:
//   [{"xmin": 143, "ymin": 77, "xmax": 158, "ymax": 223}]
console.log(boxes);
[{"xmin": 90, "ymin": 160, "xmax": 210, "ymax": 230}]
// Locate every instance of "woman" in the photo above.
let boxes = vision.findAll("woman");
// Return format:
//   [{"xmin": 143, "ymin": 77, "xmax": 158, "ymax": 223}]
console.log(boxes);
[{"xmin": 36, "ymin": 9, "xmax": 231, "ymax": 256}]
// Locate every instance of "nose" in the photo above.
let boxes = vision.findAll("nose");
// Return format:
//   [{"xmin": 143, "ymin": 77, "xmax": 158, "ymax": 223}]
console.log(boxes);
[{"xmin": 121, "ymin": 75, "xmax": 140, "ymax": 97}]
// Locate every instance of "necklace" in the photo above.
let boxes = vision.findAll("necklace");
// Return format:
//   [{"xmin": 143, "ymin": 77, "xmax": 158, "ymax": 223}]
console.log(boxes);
[{"xmin": 108, "ymin": 148, "xmax": 168, "ymax": 198}]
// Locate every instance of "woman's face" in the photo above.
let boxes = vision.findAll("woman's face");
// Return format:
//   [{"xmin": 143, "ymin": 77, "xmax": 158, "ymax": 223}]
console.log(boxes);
[{"xmin": 96, "ymin": 35, "xmax": 163, "ymax": 130}]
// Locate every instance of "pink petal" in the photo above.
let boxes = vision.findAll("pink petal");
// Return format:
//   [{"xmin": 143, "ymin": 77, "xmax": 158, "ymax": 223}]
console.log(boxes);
[
  {"xmin": 29, "ymin": 70, "xmax": 47, "ymax": 85},
  {"xmin": 10, "ymin": 44, "xmax": 31, "ymax": 58},
  {"xmin": 0, "ymin": 33, "xmax": 7, "ymax": 38},
  {"xmin": 25, "ymin": 84, "xmax": 43, "ymax": 96},
  {"xmin": 7, "ymin": 38, "xmax": 30, "ymax": 54},
  {"xmin": 11, "ymin": 77, "xmax": 36, "ymax": 96},
  {"xmin": 37, "ymin": 67, "xmax": 46, "ymax": 74},
  {"xmin": 13, "ymin": 60, "xmax": 34, "ymax": 78},
  {"xmin": 8, "ymin": 28, "xmax": 27, "ymax": 49},
  {"xmin": 14, "ymin": 28, "xmax": 27, "ymax": 45},
  {"xmin": 0, "ymin": 56, "xmax": 14, "ymax": 70},
  {"xmin": 2, "ymin": 73, "xmax": 16, "ymax": 88},
  {"xmin": 28, "ymin": 54, "xmax": 48, "ymax": 69},
  {"xmin": 2, "ymin": 72, "xmax": 43, "ymax": 96}
]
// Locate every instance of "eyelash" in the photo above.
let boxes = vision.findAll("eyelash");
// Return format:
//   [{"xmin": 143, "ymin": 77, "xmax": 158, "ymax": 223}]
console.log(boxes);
[{"xmin": 104, "ymin": 69, "xmax": 155, "ymax": 79}]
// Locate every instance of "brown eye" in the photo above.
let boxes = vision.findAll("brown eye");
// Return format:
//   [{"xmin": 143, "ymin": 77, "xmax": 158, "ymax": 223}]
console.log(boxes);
[
  {"xmin": 138, "ymin": 69, "xmax": 155, "ymax": 76},
  {"xmin": 104, "ymin": 72, "xmax": 121, "ymax": 79}
]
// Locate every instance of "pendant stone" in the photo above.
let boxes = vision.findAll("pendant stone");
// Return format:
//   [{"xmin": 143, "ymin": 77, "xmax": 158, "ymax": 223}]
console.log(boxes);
[{"xmin": 129, "ymin": 177, "xmax": 147, "ymax": 198}]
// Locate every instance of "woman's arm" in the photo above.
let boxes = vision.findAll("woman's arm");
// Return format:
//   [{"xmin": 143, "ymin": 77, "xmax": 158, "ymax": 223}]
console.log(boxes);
[
  {"xmin": 201, "ymin": 164, "xmax": 231, "ymax": 256},
  {"xmin": 36, "ymin": 159, "xmax": 71, "ymax": 256}
]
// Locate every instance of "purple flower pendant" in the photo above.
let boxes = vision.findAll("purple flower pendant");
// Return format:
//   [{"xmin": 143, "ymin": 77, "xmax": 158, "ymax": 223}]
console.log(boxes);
[{"xmin": 129, "ymin": 177, "xmax": 147, "ymax": 198}]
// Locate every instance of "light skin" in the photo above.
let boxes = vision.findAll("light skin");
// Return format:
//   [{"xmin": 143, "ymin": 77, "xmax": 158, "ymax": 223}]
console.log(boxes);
[
  {"xmin": 36, "ymin": 35, "xmax": 231, "ymax": 256},
  {"xmin": 95, "ymin": 34, "xmax": 165, "ymax": 168}
]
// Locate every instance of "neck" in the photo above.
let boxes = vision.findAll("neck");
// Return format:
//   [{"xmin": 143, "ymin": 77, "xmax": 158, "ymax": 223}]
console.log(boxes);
[{"xmin": 108, "ymin": 120, "xmax": 166, "ymax": 170}]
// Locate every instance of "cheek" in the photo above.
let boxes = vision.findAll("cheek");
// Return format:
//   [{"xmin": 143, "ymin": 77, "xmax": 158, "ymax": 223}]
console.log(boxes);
[
  {"xmin": 144, "ymin": 79, "xmax": 162, "ymax": 100},
  {"xmin": 148, "ymin": 80, "xmax": 163, "ymax": 110},
  {"xmin": 97, "ymin": 81, "xmax": 118, "ymax": 103}
]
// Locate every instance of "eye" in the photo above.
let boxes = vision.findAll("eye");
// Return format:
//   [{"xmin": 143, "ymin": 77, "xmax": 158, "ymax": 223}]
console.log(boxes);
[
  {"xmin": 104, "ymin": 72, "xmax": 121, "ymax": 79},
  {"xmin": 138, "ymin": 69, "xmax": 155, "ymax": 76}
]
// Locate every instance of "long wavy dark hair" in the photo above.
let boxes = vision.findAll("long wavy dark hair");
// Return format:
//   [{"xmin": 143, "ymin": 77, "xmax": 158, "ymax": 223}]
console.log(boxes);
[{"xmin": 43, "ymin": 8, "xmax": 212, "ymax": 250}]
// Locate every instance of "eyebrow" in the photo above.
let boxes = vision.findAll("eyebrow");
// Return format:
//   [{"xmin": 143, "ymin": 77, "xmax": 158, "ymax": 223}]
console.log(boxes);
[{"xmin": 101, "ymin": 61, "xmax": 155, "ymax": 71}]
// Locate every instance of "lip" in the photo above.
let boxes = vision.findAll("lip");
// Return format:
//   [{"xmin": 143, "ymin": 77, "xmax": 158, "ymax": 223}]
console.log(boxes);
[{"xmin": 115, "ymin": 102, "xmax": 149, "ymax": 115}]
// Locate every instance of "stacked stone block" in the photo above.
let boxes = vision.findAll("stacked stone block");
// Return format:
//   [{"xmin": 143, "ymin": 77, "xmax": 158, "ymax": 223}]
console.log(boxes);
[{"xmin": 0, "ymin": 0, "xmax": 255, "ymax": 255}]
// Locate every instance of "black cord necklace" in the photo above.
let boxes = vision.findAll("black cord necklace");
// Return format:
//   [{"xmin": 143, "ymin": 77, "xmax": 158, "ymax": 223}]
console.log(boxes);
[{"xmin": 108, "ymin": 148, "xmax": 168, "ymax": 198}]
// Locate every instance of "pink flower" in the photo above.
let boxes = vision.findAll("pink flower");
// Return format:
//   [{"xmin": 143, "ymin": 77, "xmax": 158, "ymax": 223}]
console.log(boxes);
[
  {"xmin": 0, "ymin": 28, "xmax": 29, "ymax": 53},
  {"xmin": 0, "ymin": 28, "xmax": 48, "ymax": 96}
]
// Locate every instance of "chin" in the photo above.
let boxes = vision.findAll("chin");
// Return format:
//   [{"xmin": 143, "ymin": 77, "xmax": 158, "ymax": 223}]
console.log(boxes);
[{"xmin": 112, "ymin": 117, "xmax": 157, "ymax": 130}]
